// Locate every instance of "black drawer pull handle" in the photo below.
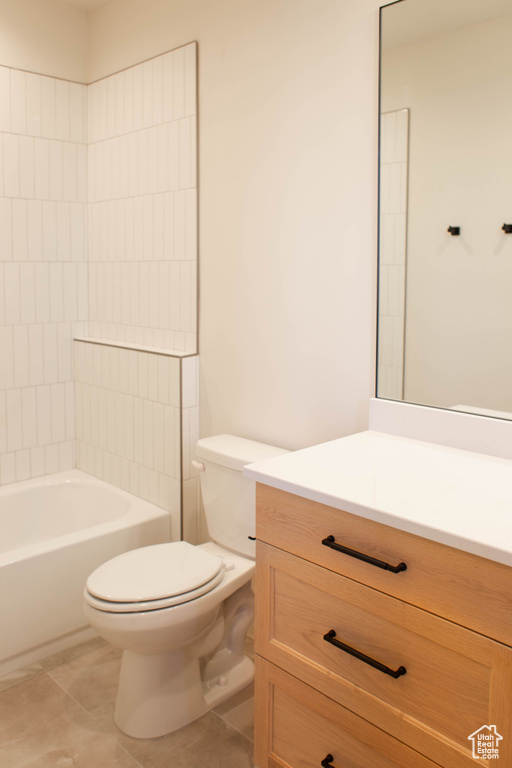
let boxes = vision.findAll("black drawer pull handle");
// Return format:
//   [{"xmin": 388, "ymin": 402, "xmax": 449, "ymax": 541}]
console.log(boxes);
[
  {"xmin": 323, "ymin": 630, "xmax": 407, "ymax": 679},
  {"xmin": 322, "ymin": 535, "xmax": 407, "ymax": 574},
  {"xmin": 321, "ymin": 756, "xmax": 336, "ymax": 768}
]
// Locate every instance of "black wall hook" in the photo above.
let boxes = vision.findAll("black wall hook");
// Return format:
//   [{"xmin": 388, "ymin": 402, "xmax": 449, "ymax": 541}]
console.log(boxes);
[
  {"xmin": 502, "ymin": 224, "xmax": 512, "ymax": 234},
  {"xmin": 447, "ymin": 226, "xmax": 460, "ymax": 236}
]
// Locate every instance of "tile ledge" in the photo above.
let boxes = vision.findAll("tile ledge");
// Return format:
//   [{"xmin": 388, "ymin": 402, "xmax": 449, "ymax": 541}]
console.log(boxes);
[{"xmin": 73, "ymin": 337, "xmax": 197, "ymax": 358}]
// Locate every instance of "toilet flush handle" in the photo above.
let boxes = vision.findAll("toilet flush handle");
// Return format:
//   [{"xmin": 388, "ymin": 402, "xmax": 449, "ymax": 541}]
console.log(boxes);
[{"xmin": 191, "ymin": 460, "xmax": 205, "ymax": 472}]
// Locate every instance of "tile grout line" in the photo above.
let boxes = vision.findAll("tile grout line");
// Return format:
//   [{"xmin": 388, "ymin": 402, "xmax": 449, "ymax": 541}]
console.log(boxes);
[
  {"xmin": 210, "ymin": 708, "xmax": 255, "ymax": 746},
  {"xmin": 33, "ymin": 667, "xmax": 147, "ymax": 768}
]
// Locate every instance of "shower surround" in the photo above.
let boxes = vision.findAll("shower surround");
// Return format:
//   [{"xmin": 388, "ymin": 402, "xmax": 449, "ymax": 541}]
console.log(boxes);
[{"xmin": 0, "ymin": 43, "xmax": 200, "ymax": 540}]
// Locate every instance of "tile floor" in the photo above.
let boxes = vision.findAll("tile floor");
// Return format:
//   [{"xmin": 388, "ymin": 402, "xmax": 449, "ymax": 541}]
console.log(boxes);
[{"xmin": 0, "ymin": 637, "xmax": 255, "ymax": 768}]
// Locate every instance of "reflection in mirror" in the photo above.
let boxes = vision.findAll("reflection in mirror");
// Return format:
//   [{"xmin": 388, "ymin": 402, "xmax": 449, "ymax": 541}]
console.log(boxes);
[{"xmin": 377, "ymin": 0, "xmax": 512, "ymax": 419}]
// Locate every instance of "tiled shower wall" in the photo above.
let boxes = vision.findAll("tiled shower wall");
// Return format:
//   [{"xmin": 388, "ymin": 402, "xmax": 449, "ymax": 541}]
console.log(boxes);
[
  {"xmin": 75, "ymin": 342, "xmax": 199, "ymax": 540},
  {"xmin": 86, "ymin": 43, "xmax": 197, "ymax": 353},
  {"xmin": 0, "ymin": 45, "xmax": 200, "ymax": 541},
  {"xmin": 0, "ymin": 67, "xmax": 87, "ymax": 485},
  {"xmin": 378, "ymin": 108, "xmax": 409, "ymax": 401},
  {"xmin": 75, "ymin": 45, "xmax": 200, "ymax": 540}
]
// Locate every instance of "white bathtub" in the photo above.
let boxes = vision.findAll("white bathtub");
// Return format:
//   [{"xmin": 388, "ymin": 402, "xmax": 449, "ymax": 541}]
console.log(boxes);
[{"xmin": 0, "ymin": 470, "xmax": 173, "ymax": 676}]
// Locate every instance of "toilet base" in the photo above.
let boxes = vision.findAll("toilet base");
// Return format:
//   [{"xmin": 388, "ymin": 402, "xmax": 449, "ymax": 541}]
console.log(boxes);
[
  {"xmin": 203, "ymin": 654, "xmax": 254, "ymax": 710},
  {"xmin": 114, "ymin": 650, "xmax": 254, "ymax": 739}
]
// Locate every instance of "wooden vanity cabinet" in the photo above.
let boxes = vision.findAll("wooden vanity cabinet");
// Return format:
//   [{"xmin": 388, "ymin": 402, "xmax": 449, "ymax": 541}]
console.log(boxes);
[{"xmin": 254, "ymin": 484, "xmax": 512, "ymax": 768}]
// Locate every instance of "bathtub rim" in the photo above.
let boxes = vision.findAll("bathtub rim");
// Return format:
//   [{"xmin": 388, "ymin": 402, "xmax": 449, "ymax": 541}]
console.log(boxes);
[{"xmin": 0, "ymin": 469, "xmax": 174, "ymax": 568}]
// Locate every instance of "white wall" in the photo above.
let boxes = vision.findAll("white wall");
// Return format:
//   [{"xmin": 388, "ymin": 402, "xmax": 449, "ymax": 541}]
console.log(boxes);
[
  {"xmin": 87, "ymin": 0, "xmax": 379, "ymax": 450},
  {"xmin": 0, "ymin": 0, "xmax": 87, "ymax": 82},
  {"xmin": 382, "ymin": 13, "xmax": 512, "ymax": 413}
]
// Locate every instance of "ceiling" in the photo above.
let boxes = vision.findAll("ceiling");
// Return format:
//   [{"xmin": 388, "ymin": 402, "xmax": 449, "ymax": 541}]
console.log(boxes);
[{"xmin": 57, "ymin": 0, "xmax": 110, "ymax": 10}]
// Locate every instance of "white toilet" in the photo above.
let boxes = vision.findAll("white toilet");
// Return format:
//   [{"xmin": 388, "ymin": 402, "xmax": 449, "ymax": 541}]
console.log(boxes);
[{"xmin": 83, "ymin": 434, "xmax": 288, "ymax": 739}]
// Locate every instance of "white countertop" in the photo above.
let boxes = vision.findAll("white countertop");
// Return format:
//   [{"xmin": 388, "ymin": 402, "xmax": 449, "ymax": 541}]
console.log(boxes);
[{"xmin": 243, "ymin": 430, "xmax": 512, "ymax": 567}]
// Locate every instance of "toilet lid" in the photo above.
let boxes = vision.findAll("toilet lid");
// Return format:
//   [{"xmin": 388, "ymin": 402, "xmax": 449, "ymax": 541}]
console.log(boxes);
[
  {"xmin": 86, "ymin": 541, "xmax": 224, "ymax": 603},
  {"xmin": 84, "ymin": 567, "xmax": 226, "ymax": 613}
]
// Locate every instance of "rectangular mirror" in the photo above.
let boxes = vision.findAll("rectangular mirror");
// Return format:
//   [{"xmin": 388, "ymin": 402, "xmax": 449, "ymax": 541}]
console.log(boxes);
[{"xmin": 377, "ymin": 0, "xmax": 512, "ymax": 420}]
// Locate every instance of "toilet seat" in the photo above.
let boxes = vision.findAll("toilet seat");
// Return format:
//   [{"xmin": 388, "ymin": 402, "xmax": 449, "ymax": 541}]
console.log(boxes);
[
  {"xmin": 85, "ymin": 568, "xmax": 226, "ymax": 613},
  {"xmin": 85, "ymin": 541, "xmax": 226, "ymax": 614}
]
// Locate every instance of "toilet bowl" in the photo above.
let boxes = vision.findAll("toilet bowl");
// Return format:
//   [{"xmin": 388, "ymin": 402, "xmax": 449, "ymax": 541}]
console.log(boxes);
[{"xmin": 83, "ymin": 435, "xmax": 289, "ymax": 739}]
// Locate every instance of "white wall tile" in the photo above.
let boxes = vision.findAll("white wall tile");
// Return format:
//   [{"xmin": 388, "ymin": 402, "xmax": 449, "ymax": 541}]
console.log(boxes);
[
  {"xmin": 58, "ymin": 323, "xmax": 73, "ymax": 381},
  {"xmin": 107, "ymin": 76, "xmax": 116, "ymax": 139},
  {"xmin": 0, "ymin": 68, "xmax": 11, "ymax": 133},
  {"xmin": 6, "ymin": 389, "xmax": 23, "ymax": 452},
  {"xmin": 169, "ymin": 261, "xmax": 180, "ymax": 331},
  {"xmin": 0, "ymin": 264, "xmax": 4, "ymax": 324},
  {"xmin": 30, "ymin": 446, "xmax": 45, "ymax": 478},
  {"xmin": 136, "ymin": 130, "xmax": 148, "ymax": 196},
  {"xmin": 65, "ymin": 382, "xmax": 75, "ymax": 441},
  {"xmin": 185, "ymin": 189, "xmax": 197, "ymax": 260},
  {"xmin": 43, "ymin": 323, "xmax": 58, "ymax": 383},
  {"xmin": 146, "ymin": 353, "xmax": 158, "ymax": 402},
  {"xmin": 44, "ymin": 443, "xmax": 59, "ymax": 475},
  {"xmin": 142, "ymin": 60, "xmax": 153, "ymax": 128},
  {"xmin": 22, "ymin": 387, "xmax": 37, "ymax": 449},
  {"xmin": 28, "ymin": 325, "xmax": 44, "ymax": 386},
  {"xmin": 152, "ymin": 56, "xmax": 163, "ymax": 126},
  {"xmin": 63, "ymin": 144, "xmax": 77, "ymax": 203},
  {"xmin": 41, "ymin": 77, "xmax": 56, "ymax": 139},
  {"xmin": 55, "ymin": 80, "xmax": 70, "ymax": 142},
  {"xmin": 49, "ymin": 263, "xmax": 64, "ymax": 322},
  {"xmin": 70, "ymin": 82, "xmax": 85, "ymax": 144},
  {"xmin": 132, "ymin": 66, "xmax": 143, "ymax": 132},
  {"xmin": 182, "ymin": 356, "xmax": 199, "ymax": 407},
  {"xmin": 4, "ymin": 263, "xmax": 20, "ymax": 324},
  {"xmin": 173, "ymin": 47, "xmax": 185, "ymax": 121},
  {"xmin": 0, "ymin": 135, "xmax": 4, "ymax": 198},
  {"xmin": 182, "ymin": 404, "xmax": 199, "ymax": 481},
  {"xmin": 41, "ymin": 201, "xmax": 57, "ymax": 261},
  {"xmin": 184, "ymin": 44, "xmax": 197, "ymax": 118},
  {"xmin": 179, "ymin": 118, "xmax": 192, "ymax": 189},
  {"xmin": 49, "ymin": 140, "xmax": 64, "ymax": 201},
  {"xmin": 16, "ymin": 449, "xmax": 31, "ymax": 481},
  {"xmin": 10, "ymin": 69, "xmax": 27, "ymax": 134},
  {"xmin": 123, "ymin": 68, "xmax": 134, "ymax": 135},
  {"xmin": 26, "ymin": 73, "xmax": 42, "ymax": 137},
  {"xmin": 19, "ymin": 137, "xmax": 35, "ymax": 199},
  {"xmin": 13, "ymin": 326, "xmax": 29, "ymax": 388},
  {"xmin": 34, "ymin": 139, "xmax": 50, "ymax": 200},
  {"xmin": 168, "ymin": 122, "xmax": 180, "ymax": 191},
  {"xmin": 162, "ymin": 53, "xmax": 174, "ymax": 124},
  {"xmin": 34, "ymin": 263, "xmax": 50, "ymax": 323},
  {"xmin": 0, "ymin": 392, "xmax": 6, "ymax": 453},
  {"xmin": 0, "ymin": 199, "xmax": 12, "ymax": 260},
  {"xmin": 4, "ymin": 134, "xmax": 20, "ymax": 197},
  {"xmin": 59, "ymin": 441, "xmax": 74, "ymax": 472},
  {"xmin": 27, "ymin": 201, "xmax": 43, "ymax": 261},
  {"xmin": 0, "ymin": 452, "xmax": 16, "ymax": 485},
  {"xmin": 174, "ymin": 190, "xmax": 186, "ymax": 259},
  {"xmin": 97, "ymin": 78, "xmax": 108, "ymax": 141}
]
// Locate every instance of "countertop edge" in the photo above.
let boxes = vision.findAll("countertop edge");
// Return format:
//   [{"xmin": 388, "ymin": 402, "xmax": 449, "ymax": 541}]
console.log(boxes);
[{"xmin": 243, "ymin": 456, "xmax": 512, "ymax": 567}]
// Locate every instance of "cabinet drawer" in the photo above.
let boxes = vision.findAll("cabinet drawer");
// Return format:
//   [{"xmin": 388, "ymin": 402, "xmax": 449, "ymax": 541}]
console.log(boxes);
[
  {"xmin": 255, "ymin": 657, "xmax": 440, "ymax": 768},
  {"xmin": 255, "ymin": 543, "xmax": 512, "ymax": 768},
  {"xmin": 256, "ymin": 484, "xmax": 512, "ymax": 646}
]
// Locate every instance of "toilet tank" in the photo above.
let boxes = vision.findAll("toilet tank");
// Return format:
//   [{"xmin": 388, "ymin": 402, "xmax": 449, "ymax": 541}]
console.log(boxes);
[{"xmin": 195, "ymin": 435, "xmax": 289, "ymax": 559}]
